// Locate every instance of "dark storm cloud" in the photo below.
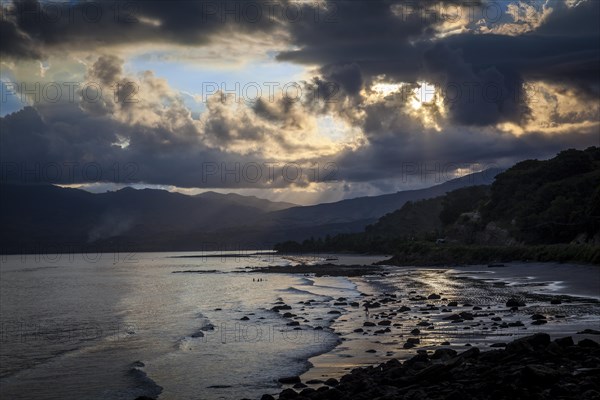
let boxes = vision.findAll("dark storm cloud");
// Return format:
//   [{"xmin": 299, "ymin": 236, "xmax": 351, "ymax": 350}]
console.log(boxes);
[
  {"xmin": 0, "ymin": 105, "xmax": 300, "ymax": 189},
  {"xmin": 0, "ymin": 0, "xmax": 283, "ymax": 59},
  {"xmin": 277, "ymin": 0, "xmax": 599, "ymax": 125}
]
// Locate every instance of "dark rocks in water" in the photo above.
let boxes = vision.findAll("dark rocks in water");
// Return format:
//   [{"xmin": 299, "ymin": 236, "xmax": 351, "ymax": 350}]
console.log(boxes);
[
  {"xmin": 491, "ymin": 317, "xmax": 502, "ymax": 322},
  {"xmin": 257, "ymin": 332, "xmax": 600, "ymax": 400},
  {"xmin": 287, "ymin": 321, "xmax": 300, "ymax": 326},
  {"xmin": 490, "ymin": 343, "xmax": 507, "ymax": 348},
  {"xmin": 349, "ymin": 302, "xmax": 360, "ymax": 307},
  {"xmin": 447, "ymin": 301, "xmax": 458, "ymax": 307},
  {"xmin": 191, "ymin": 331, "xmax": 204, "ymax": 338},
  {"xmin": 444, "ymin": 314, "xmax": 462, "ymax": 321},
  {"xmin": 313, "ymin": 326, "xmax": 323, "ymax": 330},
  {"xmin": 240, "ymin": 316, "xmax": 250, "ymax": 321},
  {"xmin": 260, "ymin": 395, "xmax": 275, "ymax": 400},
  {"xmin": 353, "ymin": 328, "xmax": 363, "ymax": 333},
  {"xmin": 459, "ymin": 312, "xmax": 474, "ymax": 320},
  {"xmin": 578, "ymin": 329, "xmax": 600, "ymax": 335},
  {"xmin": 403, "ymin": 342, "xmax": 416, "ymax": 349},
  {"xmin": 134, "ymin": 397, "xmax": 156, "ymax": 400},
  {"xmin": 532, "ymin": 319, "xmax": 548, "ymax": 325},
  {"xmin": 411, "ymin": 328, "xmax": 421, "ymax": 336},
  {"xmin": 282, "ymin": 312, "xmax": 295, "ymax": 318},
  {"xmin": 278, "ymin": 376, "xmax": 301, "ymax": 384},
  {"xmin": 328, "ymin": 310, "xmax": 341, "ymax": 314},
  {"xmin": 417, "ymin": 321, "xmax": 431, "ymax": 326},
  {"xmin": 365, "ymin": 349, "xmax": 377, "ymax": 353},
  {"xmin": 551, "ymin": 299, "xmax": 563, "ymax": 305},
  {"xmin": 531, "ymin": 314, "xmax": 547, "ymax": 320},
  {"xmin": 506, "ymin": 298, "xmax": 526, "ymax": 307},
  {"xmin": 377, "ymin": 320, "xmax": 392, "ymax": 326},
  {"xmin": 399, "ymin": 306, "xmax": 411, "ymax": 312},
  {"xmin": 363, "ymin": 321, "xmax": 376, "ymax": 327},
  {"xmin": 293, "ymin": 383, "xmax": 307, "ymax": 389},
  {"xmin": 428, "ymin": 294, "xmax": 441, "ymax": 300},
  {"xmin": 333, "ymin": 302, "xmax": 347, "ymax": 306},
  {"xmin": 272, "ymin": 305, "xmax": 292, "ymax": 312}
]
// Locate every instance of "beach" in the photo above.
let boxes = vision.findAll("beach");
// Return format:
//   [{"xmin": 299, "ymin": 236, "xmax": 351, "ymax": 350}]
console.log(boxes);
[
  {"xmin": 1, "ymin": 253, "xmax": 598, "ymax": 400},
  {"xmin": 249, "ymin": 259, "xmax": 600, "ymax": 399}
]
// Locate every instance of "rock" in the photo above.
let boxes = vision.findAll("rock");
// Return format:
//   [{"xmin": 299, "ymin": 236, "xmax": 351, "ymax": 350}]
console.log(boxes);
[
  {"xmin": 278, "ymin": 388, "xmax": 298, "ymax": 399},
  {"xmin": 324, "ymin": 378, "xmax": 338, "ymax": 386},
  {"xmin": 293, "ymin": 383, "xmax": 307, "ymax": 389},
  {"xmin": 272, "ymin": 305, "xmax": 292, "ymax": 312},
  {"xmin": 444, "ymin": 314, "xmax": 462, "ymax": 321},
  {"xmin": 522, "ymin": 364, "xmax": 560, "ymax": 385},
  {"xmin": 260, "ymin": 395, "xmax": 275, "ymax": 400},
  {"xmin": 532, "ymin": 319, "xmax": 547, "ymax": 325},
  {"xmin": 363, "ymin": 321, "xmax": 376, "ymax": 327},
  {"xmin": 349, "ymin": 302, "xmax": 360, "ymax": 307},
  {"xmin": 531, "ymin": 314, "xmax": 547, "ymax": 320},
  {"xmin": 411, "ymin": 328, "xmax": 421, "ymax": 336},
  {"xmin": 407, "ymin": 338, "xmax": 420, "ymax": 344},
  {"xmin": 447, "ymin": 301, "xmax": 458, "ymax": 307},
  {"xmin": 578, "ymin": 339, "xmax": 600, "ymax": 348},
  {"xmin": 550, "ymin": 299, "xmax": 562, "ymax": 304},
  {"xmin": 490, "ymin": 343, "xmax": 506, "ymax": 347},
  {"xmin": 314, "ymin": 326, "xmax": 323, "ymax": 330},
  {"xmin": 399, "ymin": 306, "xmax": 411, "ymax": 312},
  {"xmin": 427, "ymin": 294, "xmax": 441, "ymax": 300},
  {"xmin": 287, "ymin": 321, "xmax": 300, "ymax": 326},
  {"xmin": 299, "ymin": 388, "xmax": 316, "ymax": 396},
  {"xmin": 278, "ymin": 376, "xmax": 301, "ymax": 384},
  {"xmin": 365, "ymin": 349, "xmax": 377, "ymax": 353},
  {"xmin": 328, "ymin": 310, "xmax": 341, "ymax": 314},
  {"xmin": 353, "ymin": 328, "xmax": 363, "ymax": 333},
  {"xmin": 506, "ymin": 298, "xmax": 526, "ymax": 307},
  {"xmin": 282, "ymin": 312, "xmax": 295, "ymax": 318},
  {"xmin": 377, "ymin": 320, "xmax": 392, "ymax": 326},
  {"xmin": 417, "ymin": 321, "xmax": 431, "ymax": 326},
  {"xmin": 491, "ymin": 317, "xmax": 502, "ymax": 321},
  {"xmin": 578, "ymin": 329, "xmax": 600, "ymax": 335},
  {"xmin": 431, "ymin": 348, "xmax": 457, "ymax": 359},
  {"xmin": 403, "ymin": 342, "xmax": 416, "ymax": 349},
  {"xmin": 554, "ymin": 336, "xmax": 575, "ymax": 347},
  {"xmin": 459, "ymin": 312, "xmax": 474, "ymax": 320},
  {"xmin": 240, "ymin": 316, "xmax": 250, "ymax": 321}
]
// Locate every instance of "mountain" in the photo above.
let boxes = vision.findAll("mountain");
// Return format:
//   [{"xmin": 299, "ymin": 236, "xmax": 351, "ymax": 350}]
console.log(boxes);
[
  {"xmin": 0, "ymin": 169, "xmax": 501, "ymax": 253},
  {"xmin": 274, "ymin": 147, "xmax": 600, "ymax": 257},
  {"xmin": 0, "ymin": 184, "xmax": 296, "ymax": 253}
]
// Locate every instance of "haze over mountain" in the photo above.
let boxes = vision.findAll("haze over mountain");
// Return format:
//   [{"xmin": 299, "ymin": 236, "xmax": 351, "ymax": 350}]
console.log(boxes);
[{"xmin": 0, "ymin": 169, "xmax": 499, "ymax": 253}]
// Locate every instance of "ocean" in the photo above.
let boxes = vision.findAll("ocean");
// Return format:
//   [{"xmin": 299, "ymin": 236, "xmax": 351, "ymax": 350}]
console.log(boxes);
[
  {"xmin": 0, "ymin": 251, "xmax": 380, "ymax": 400},
  {"xmin": 2, "ymin": 252, "xmax": 599, "ymax": 400}
]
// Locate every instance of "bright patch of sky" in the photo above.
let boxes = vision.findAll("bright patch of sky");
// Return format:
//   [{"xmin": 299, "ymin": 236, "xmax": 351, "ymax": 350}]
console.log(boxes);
[{"xmin": 126, "ymin": 50, "xmax": 308, "ymax": 116}]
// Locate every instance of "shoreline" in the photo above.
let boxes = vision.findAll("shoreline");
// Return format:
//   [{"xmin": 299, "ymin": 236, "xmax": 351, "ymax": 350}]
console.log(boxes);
[
  {"xmin": 251, "ymin": 332, "xmax": 600, "ymax": 400},
  {"xmin": 243, "ymin": 261, "xmax": 600, "ymax": 399}
]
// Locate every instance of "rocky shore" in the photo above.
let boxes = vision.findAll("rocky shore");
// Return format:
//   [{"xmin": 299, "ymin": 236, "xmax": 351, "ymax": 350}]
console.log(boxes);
[{"xmin": 250, "ymin": 333, "xmax": 600, "ymax": 400}]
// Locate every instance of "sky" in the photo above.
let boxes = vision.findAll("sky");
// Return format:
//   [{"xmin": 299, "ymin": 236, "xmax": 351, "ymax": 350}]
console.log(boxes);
[{"xmin": 0, "ymin": 0, "xmax": 599, "ymax": 205}]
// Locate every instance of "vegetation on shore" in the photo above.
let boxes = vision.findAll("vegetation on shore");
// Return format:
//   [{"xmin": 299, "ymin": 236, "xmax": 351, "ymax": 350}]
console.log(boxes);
[{"xmin": 275, "ymin": 147, "xmax": 600, "ymax": 265}]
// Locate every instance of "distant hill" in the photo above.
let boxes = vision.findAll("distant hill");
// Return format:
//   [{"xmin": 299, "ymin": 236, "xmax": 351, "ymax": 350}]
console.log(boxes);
[
  {"xmin": 0, "ymin": 169, "xmax": 500, "ymax": 253},
  {"xmin": 275, "ymin": 147, "xmax": 600, "ymax": 257}
]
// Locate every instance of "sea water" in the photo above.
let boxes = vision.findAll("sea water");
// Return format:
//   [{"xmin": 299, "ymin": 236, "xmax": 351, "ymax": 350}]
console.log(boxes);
[{"xmin": 0, "ymin": 251, "xmax": 366, "ymax": 400}]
